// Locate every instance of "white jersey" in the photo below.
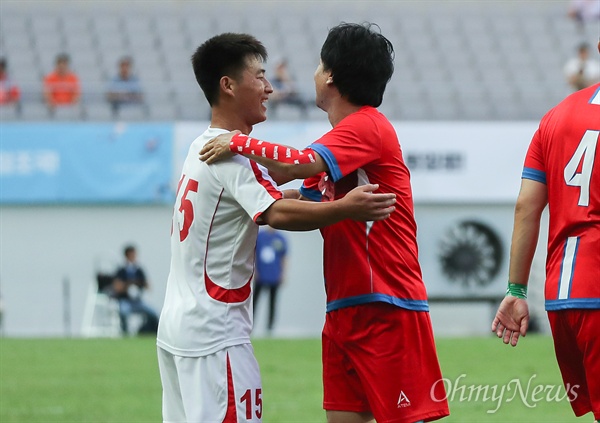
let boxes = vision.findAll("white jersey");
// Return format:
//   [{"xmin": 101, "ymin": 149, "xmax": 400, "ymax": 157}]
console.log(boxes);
[{"xmin": 157, "ymin": 127, "xmax": 281, "ymax": 357}]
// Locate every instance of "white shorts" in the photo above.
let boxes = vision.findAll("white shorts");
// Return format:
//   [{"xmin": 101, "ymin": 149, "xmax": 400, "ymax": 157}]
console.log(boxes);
[{"xmin": 157, "ymin": 343, "xmax": 262, "ymax": 423}]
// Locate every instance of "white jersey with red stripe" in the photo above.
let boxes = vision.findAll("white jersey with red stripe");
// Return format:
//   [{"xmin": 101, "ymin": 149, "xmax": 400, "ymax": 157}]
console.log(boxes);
[{"xmin": 157, "ymin": 127, "xmax": 282, "ymax": 357}]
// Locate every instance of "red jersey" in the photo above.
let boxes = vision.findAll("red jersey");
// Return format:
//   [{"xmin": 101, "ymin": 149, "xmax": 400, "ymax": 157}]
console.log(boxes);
[
  {"xmin": 523, "ymin": 83, "xmax": 600, "ymax": 310},
  {"xmin": 300, "ymin": 106, "xmax": 429, "ymax": 312}
]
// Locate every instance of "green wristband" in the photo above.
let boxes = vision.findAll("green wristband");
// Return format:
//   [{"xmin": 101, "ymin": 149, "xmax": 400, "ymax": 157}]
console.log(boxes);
[{"xmin": 506, "ymin": 282, "xmax": 527, "ymax": 299}]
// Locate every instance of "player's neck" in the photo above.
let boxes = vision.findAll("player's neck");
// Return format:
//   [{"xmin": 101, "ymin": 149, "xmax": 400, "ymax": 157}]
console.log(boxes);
[
  {"xmin": 326, "ymin": 98, "xmax": 362, "ymax": 127},
  {"xmin": 210, "ymin": 109, "xmax": 252, "ymax": 135}
]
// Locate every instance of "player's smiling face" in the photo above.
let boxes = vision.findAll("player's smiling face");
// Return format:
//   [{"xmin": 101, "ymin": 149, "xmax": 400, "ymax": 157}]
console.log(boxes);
[{"xmin": 234, "ymin": 55, "xmax": 273, "ymax": 126}]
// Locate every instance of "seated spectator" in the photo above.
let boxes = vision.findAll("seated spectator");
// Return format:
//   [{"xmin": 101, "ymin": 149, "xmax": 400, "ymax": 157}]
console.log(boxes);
[
  {"xmin": 564, "ymin": 42, "xmax": 600, "ymax": 92},
  {"xmin": 568, "ymin": 0, "xmax": 600, "ymax": 29},
  {"xmin": 0, "ymin": 57, "xmax": 21, "ymax": 110},
  {"xmin": 105, "ymin": 56, "xmax": 144, "ymax": 117},
  {"xmin": 270, "ymin": 58, "xmax": 308, "ymax": 118},
  {"xmin": 112, "ymin": 245, "xmax": 159, "ymax": 335},
  {"xmin": 43, "ymin": 53, "xmax": 80, "ymax": 113}
]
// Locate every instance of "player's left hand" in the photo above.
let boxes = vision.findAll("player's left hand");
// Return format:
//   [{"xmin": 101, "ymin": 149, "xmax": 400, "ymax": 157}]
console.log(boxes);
[
  {"xmin": 491, "ymin": 296, "xmax": 529, "ymax": 347},
  {"xmin": 199, "ymin": 131, "xmax": 240, "ymax": 164}
]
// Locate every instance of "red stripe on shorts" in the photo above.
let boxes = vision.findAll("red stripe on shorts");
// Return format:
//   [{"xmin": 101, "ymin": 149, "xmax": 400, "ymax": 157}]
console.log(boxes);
[{"xmin": 222, "ymin": 353, "xmax": 238, "ymax": 423}]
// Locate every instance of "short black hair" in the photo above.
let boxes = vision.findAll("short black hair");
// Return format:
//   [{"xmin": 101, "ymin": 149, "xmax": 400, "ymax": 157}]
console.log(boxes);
[
  {"xmin": 320, "ymin": 22, "xmax": 394, "ymax": 107},
  {"xmin": 123, "ymin": 245, "xmax": 136, "ymax": 257},
  {"xmin": 191, "ymin": 33, "xmax": 268, "ymax": 106}
]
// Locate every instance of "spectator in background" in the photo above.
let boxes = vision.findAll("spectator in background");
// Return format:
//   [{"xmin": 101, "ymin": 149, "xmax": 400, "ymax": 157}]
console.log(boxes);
[
  {"xmin": 112, "ymin": 245, "xmax": 159, "ymax": 335},
  {"xmin": 564, "ymin": 42, "xmax": 600, "ymax": 92},
  {"xmin": 0, "ymin": 57, "xmax": 21, "ymax": 110},
  {"xmin": 568, "ymin": 0, "xmax": 600, "ymax": 30},
  {"xmin": 43, "ymin": 53, "xmax": 80, "ymax": 112},
  {"xmin": 254, "ymin": 226, "xmax": 288, "ymax": 334},
  {"xmin": 105, "ymin": 56, "xmax": 144, "ymax": 117},
  {"xmin": 270, "ymin": 58, "xmax": 308, "ymax": 118}
]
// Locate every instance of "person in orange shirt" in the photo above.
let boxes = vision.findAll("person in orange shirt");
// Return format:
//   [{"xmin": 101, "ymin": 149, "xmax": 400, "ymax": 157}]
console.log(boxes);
[
  {"xmin": 0, "ymin": 57, "xmax": 20, "ymax": 106},
  {"xmin": 43, "ymin": 53, "xmax": 80, "ymax": 110}
]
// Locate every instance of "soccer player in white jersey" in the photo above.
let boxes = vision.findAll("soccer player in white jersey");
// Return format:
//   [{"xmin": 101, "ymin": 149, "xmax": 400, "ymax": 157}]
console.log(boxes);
[{"xmin": 156, "ymin": 33, "xmax": 396, "ymax": 423}]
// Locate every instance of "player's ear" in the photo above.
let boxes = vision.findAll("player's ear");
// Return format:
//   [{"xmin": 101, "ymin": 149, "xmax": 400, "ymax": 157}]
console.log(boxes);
[
  {"xmin": 325, "ymin": 69, "xmax": 334, "ymax": 85},
  {"xmin": 220, "ymin": 76, "xmax": 235, "ymax": 97}
]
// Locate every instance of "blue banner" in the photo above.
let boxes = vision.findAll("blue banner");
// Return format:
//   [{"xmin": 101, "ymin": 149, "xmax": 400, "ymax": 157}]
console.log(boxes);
[{"xmin": 0, "ymin": 123, "xmax": 174, "ymax": 204}]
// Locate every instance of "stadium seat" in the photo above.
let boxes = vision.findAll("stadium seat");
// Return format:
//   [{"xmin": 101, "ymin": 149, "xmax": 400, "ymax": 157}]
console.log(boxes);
[
  {"xmin": 84, "ymin": 102, "xmax": 113, "ymax": 121},
  {"xmin": 0, "ymin": 0, "xmax": 590, "ymax": 122},
  {"xmin": 21, "ymin": 102, "xmax": 51, "ymax": 121},
  {"xmin": 114, "ymin": 104, "xmax": 148, "ymax": 121},
  {"xmin": 52, "ymin": 105, "xmax": 85, "ymax": 120},
  {"xmin": 81, "ymin": 274, "xmax": 122, "ymax": 338},
  {"xmin": 0, "ymin": 104, "xmax": 21, "ymax": 121},
  {"xmin": 147, "ymin": 102, "xmax": 178, "ymax": 121}
]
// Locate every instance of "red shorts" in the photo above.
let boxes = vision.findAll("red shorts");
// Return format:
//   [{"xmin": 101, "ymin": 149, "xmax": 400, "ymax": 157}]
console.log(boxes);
[
  {"xmin": 322, "ymin": 302, "xmax": 450, "ymax": 423},
  {"xmin": 548, "ymin": 309, "xmax": 600, "ymax": 421}
]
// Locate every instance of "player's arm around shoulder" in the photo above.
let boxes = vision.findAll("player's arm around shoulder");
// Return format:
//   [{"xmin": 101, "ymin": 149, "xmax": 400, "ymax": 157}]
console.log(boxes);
[{"xmin": 199, "ymin": 131, "xmax": 329, "ymax": 180}]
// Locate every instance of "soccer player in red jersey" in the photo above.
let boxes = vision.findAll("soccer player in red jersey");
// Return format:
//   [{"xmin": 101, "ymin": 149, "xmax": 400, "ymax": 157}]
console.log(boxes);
[
  {"xmin": 492, "ymin": 41, "xmax": 600, "ymax": 423},
  {"xmin": 201, "ymin": 23, "xmax": 449, "ymax": 423}
]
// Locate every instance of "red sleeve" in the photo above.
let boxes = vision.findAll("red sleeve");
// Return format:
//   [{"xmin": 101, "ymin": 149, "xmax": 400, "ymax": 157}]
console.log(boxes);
[
  {"xmin": 524, "ymin": 129, "xmax": 544, "ymax": 171},
  {"xmin": 522, "ymin": 113, "xmax": 549, "ymax": 184}
]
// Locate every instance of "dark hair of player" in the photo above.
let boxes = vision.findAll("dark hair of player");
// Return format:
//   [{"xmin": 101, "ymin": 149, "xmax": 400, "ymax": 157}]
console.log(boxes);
[{"xmin": 320, "ymin": 22, "xmax": 394, "ymax": 107}]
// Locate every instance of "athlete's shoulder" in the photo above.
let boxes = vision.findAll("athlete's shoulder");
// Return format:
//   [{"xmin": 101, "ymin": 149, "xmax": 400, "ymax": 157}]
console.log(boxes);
[
  {"xmin": 193, "ymin": 127, "xmax": 230, "ymax": 146},
  {"xmin": 540, "ymin": 84, "xmax": 600, "ymax": 127},
  {"xmin": 559, "ymin": 83, "xmax": 600, "ymax": 108}
]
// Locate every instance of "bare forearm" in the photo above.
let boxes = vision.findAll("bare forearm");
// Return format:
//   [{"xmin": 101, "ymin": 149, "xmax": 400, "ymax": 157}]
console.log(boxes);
[
  {"xmin": 508, "ymin": 179, "xmax": 548, "ymax": 285},
  {"xmin": 282, "ymin": 189, "xmax": 301, "ymax": 199},
  {"xmin": 268, "ymin": 169, "xmax": 296, "ymax": 185},
  {"xmin": 261, "ymin": 184, "xmax": 395, "ymax": 230},
  {"xmin": 261, "ymin": 199, "xmax": 347, "ymax": 231}
]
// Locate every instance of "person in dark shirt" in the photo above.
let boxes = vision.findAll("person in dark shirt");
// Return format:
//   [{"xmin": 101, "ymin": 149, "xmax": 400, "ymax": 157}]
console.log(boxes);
[{"xmin": 113, "ymin": 245, "xmax": 159, "ymax": 335}]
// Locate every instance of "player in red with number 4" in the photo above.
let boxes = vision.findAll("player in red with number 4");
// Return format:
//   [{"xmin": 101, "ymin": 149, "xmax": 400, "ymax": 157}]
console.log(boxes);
[
  {"xmin": 156, "ymin": 33, "xmax": 396, "ymax": 423},
  {"xmin": 201, "ymin": 23, "xmax": 449, "ymax": 423},
  {"xmin": 492, "ymin": 41, "xmax": 600, "ymax": 423}
]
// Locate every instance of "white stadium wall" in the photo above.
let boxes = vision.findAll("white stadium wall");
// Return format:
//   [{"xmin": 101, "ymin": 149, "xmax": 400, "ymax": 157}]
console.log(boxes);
[{"xmin": 0, "ymin": 121, "xmax": 550, "ymax": 337}]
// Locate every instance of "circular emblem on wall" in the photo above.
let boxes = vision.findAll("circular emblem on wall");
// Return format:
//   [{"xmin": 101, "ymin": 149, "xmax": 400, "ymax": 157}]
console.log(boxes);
[{"xmin": 438, "ymin": 220, "xmax": 503, "ymax": 287}]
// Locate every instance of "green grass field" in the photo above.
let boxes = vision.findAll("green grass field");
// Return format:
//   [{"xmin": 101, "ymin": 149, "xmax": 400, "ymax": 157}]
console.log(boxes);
[{"xmin": 0, "ymin": 336, "xmax": 589, "ymax": 422}]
